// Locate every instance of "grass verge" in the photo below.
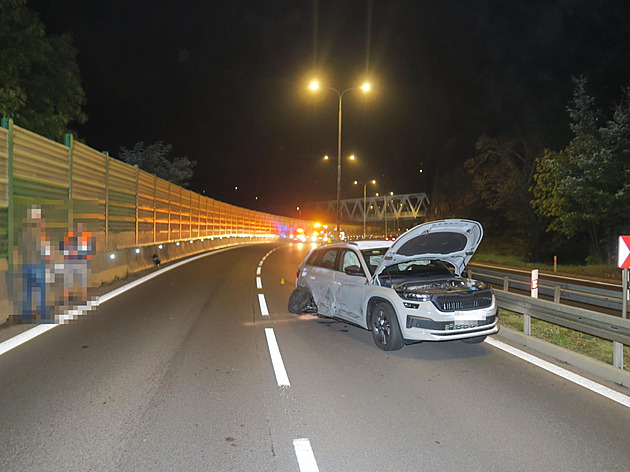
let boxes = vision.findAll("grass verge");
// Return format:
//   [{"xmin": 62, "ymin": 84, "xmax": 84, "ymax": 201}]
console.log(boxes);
[{"xmin": 499, "ymin": 309, "xmax": 630, "ymax": 372}]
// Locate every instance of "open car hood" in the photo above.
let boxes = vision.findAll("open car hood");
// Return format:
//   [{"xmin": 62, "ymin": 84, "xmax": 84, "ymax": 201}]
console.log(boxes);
[{"xmin": 373, "ymin": 219, "xmax": 483, "ymax": 279}]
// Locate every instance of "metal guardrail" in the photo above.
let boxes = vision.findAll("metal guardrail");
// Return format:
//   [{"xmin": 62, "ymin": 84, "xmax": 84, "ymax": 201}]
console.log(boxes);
[
  {"xmin": 469, "ymin": 265, "xmax": 622, "ymax": 312},
  {"xmin": 494, "ymin": 290, "xmax": 630, "ymax": 346}
]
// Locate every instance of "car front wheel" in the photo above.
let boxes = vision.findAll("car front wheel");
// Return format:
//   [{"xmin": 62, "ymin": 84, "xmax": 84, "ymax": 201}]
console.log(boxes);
[
  {"xmin": 288, "ymin": 287, "xmax": 316, "ymax": 314},
  {"xmin": 371, "ymin": 303, "xmax": 404, "ymax": 351}
]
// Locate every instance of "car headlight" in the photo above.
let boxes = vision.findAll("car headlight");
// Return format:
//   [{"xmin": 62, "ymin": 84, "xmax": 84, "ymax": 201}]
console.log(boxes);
[{"xmin": 395, "ymin": 290, "xmax": 431, "ymax": 302}]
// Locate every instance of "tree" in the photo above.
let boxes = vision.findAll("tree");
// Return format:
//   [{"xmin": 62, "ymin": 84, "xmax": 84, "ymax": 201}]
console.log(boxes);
[
  {"xmin": 119, "ymin": 141, "xmax": 196, "ymax": 187},
  {"xmin": 532, "ymin": 77, "xmax": 630, "ymax": 262},
  {"xmin": 0, "ymin": 0, "xmax": 86, "ymax": 140},
  {"xmin": 465, "ymin": 134, "xmax": 543, "ymax": 259}
]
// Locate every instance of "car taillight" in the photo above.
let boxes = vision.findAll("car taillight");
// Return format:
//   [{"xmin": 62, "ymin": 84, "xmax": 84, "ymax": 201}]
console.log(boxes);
[{"xmin": 296, "ymin": 269, "xmax": 300, "ymax": 279}]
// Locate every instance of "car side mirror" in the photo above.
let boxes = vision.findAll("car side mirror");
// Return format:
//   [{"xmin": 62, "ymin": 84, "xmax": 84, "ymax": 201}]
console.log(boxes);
[{"xmin": 344, "ymin": 265, "xmax": 364, "ymax": 276}]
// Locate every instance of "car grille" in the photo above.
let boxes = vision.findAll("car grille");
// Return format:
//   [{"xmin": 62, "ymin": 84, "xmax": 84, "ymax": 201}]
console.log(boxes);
[
  {"xmin": 407, "ymin": 315, "xmax": 497, "ymax": 331},
  {"xmin": 432, "ymin": 291, "xmax": 493, "ymax": 312}
]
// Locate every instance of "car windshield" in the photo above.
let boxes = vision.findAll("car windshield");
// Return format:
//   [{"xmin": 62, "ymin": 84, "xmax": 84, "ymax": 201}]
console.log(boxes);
[
  {"xmin": 381, "ymin": 259, "xmax": 453, "ymax": 278},
  {"xmin": 361, "ymin": 248, "xmax": 388, "ymax": 275}
]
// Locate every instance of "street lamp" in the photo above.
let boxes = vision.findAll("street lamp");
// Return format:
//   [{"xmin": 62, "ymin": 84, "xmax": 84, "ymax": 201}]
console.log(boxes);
[
  {"xmin": 354, "ymin": 179, "xmax": 376, "ymax": 238},
  {"xmin": 309, "ymin": 80, "xmax": 371, "ymax": 234}
]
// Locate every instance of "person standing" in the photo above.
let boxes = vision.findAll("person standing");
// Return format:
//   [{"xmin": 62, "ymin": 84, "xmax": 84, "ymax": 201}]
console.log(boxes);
[
  {"xmin": 18, "ymin": 206, "xmax": 52, "ymax": 323},
  {"xmin": 62, "ymin": 222, "xmax": 93, "ymax": 305}
]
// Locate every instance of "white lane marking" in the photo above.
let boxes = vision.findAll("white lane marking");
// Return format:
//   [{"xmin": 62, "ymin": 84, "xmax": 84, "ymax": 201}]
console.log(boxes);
[
  {"xmin": 485, "ymin": 337, "xmax": 630, "ymax": 408},
  {"xmin": 293, "ymin": 438, "xmax": 320, "ymax": 472},
  {"xmin": 264, "ymin": 328, "xmax": 290, "ymax": 386},
  {"xmin": 0, "ymin": 245, "xmax": 243, "ymax": 358},
  {"xmin": 256, "ymin": 267, "xmax": 261, "ymax": 275},
  {"xmin": 258, "ymin": 293, "xmax": 269, "ymax": 316},
  {"xmin": 98, "ymin": 245, "xmax": 240, "ymax": 305},
  {"xmin": 256, "ymin": 277, "xmax": 263, "ymax": 289},
  {"xmin": 0, "ymin": 324, "xmax": 58, "ymax": 356}
]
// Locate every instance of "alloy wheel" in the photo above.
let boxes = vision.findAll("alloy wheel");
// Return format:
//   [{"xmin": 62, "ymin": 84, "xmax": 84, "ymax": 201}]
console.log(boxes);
[{"xmin": 374, "ymin": 309, "xmax": 391, "ymax": 346}]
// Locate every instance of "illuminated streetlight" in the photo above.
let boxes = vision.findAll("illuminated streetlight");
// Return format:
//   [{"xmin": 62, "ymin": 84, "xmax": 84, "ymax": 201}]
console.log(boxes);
[
  {"xmin": 309, "ymin": 79, "xmax": 371, "ymax": 233},
  {"xmin": 323, "ymin": 155, "xmax": 329, "ymax": 160},
  {"xmin": 349, "ymin": 154, "xmax": 355, "ymax": 161},
  {"xmin": 354, "ymin": 179, "xmax": 377, "ymax": 238}
]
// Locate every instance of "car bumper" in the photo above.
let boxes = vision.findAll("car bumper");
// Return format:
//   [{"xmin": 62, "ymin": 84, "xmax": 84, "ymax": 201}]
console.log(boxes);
[{"xmin": 399, "ymin": 303, "xmax": 499, "ymax": 342}]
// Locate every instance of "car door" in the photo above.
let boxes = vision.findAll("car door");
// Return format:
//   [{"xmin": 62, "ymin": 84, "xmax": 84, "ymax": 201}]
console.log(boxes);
[
  {"xmin": 332, "ymin": 249, "xmax": 368, "ymax": 322},
  {"xmin": 303, "ymin": 248, "xmax": 338, "ymax": 317}
]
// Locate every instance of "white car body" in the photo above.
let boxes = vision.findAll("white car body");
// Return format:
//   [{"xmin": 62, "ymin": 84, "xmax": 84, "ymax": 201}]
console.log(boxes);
[{"xmin": 295, "ymin": 219, "xmax": 499, "ymax": 349}]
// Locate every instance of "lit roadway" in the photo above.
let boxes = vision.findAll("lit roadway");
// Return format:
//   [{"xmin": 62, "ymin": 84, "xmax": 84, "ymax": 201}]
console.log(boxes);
[{"xmin": 1, "ymin": 244, "xmax": 629, "ymax": 471}]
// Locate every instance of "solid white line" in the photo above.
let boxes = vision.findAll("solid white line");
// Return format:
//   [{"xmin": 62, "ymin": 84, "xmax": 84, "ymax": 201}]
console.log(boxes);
[
  {"xmin": 264, "ymin": 328, "xmax": 290, "ymax": 387},
  {"xmin": 0, "ymin": 324, "xmax": 58, "ymax": 356},
  {"xmin": 485, "ymin": 337, "xmax": 630, "ymax": 408},
  {"xmin": 256, "ymin": 277, "xmax": 263, "ymax": 289},
  {"xmin": 99, "ymin": 245, "xmax": 240, "ymax": 305},
  {"xmin": 258, "ymin": 293, "xmax": 269, "ymax": 316},
  {"xmin": 0, "ymin": 245, "xmax": 243, "ymax": 358},
  {"xmin": 293, "ymin": 438, "xmax": 320, "ymax": 472},
  {"xmin": 256, "ymin": 267, "xmax": 261, "ymax": 275}
]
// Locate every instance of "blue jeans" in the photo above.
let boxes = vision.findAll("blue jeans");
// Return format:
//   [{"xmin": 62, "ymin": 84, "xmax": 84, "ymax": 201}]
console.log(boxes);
[{"xmin": 22, "ymin": 264, "xmax": 50, "ymax": 322}]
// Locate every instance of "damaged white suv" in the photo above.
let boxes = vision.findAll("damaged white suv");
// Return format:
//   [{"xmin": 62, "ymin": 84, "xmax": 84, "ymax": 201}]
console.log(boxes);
[{"xmin": 289, "ymin": 219, "xmax": 499, "ymax": 350}]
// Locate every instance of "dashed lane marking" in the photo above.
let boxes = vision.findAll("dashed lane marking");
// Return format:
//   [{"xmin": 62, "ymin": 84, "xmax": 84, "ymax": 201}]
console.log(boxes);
[
  {"xmin": 258, "ymin": 293, "xmax": 269, "ymax": 316},
  {"xmin": 264, "ymin": 328, "xmax": 290, "ymax": 387},
  {"xmin": 293, "ymin": 438, "xmax": 320, "ymax": 472}
]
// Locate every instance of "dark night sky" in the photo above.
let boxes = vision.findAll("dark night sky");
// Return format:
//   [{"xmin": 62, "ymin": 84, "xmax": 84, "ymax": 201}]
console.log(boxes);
[{"xmin": 28, "ymin": 0, "xmax": 630, "ymax": 216}]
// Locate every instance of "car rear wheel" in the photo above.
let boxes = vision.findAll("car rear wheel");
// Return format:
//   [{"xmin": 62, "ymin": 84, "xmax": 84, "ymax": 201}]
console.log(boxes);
[
  {"xmin": 462, "ymin": 335, "xmax": 487, "ymax": 344},
  {"xmin": 288, "ymin": 287, "xmax": 316, "ymax": 315},
  {"xmin": 371, "ymin": 303, "xmax": 404, "ymax": 351}
]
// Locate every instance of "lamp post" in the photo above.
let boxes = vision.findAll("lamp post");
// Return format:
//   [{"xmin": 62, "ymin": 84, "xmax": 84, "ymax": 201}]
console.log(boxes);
[
  {"xmin": 310, "ymin": 81, "xmax": 370, "ymax": 235},
  {"xmin": 354, "ymin": 179, "xmax": 376, "ymax": 238}
]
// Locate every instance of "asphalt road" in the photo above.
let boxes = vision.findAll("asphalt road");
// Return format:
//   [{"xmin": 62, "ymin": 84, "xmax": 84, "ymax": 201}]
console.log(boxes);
[{"xmin": 1, "ymin": 243, "xmax": 629, "ymax": 471}]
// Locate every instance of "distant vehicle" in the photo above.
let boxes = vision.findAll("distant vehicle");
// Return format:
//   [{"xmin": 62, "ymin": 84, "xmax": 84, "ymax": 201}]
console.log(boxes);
[{"xmin": 288, "ymin": 219, "xmax": 499, "ymax": 350}]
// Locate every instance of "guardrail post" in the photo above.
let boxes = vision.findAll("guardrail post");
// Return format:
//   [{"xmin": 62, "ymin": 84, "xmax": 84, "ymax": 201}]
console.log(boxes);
[
  {"xmin": 65, "ymin": 133, "xmax": 74, "ymax": 230},
  {"xmin": 167, "ymin": 182, "xmax": 171, "ymax": 241},
  {"xmin": 153, "ymin": 175, "xmax": 157, "ymax": 243},
  {"xmin": 2, "ymin": 118, "xmax": 14, "ymax": 266},
  {"xmin": 613, "ymin": 268, "xmax": 628, "ymax": 369},
  {"xmin": 503, "ymin": 276, "xmax": 509, "ymax": 291},
  {"xmin": 103, "ymin": 151, "xmax": 109, "ymax": 251},
  {"xmin": 134, "ymin": 165, "xmax": 139, "ymax": 246},
  {"xmin": 554, "ymin": 285, "xmax": 561, "ymax": 303}
]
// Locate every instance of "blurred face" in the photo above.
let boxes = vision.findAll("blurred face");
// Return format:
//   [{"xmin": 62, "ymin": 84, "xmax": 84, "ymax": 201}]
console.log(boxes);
[{"xmin": 28, "ymin": 207, "xmax": 41, "ymax": 219}]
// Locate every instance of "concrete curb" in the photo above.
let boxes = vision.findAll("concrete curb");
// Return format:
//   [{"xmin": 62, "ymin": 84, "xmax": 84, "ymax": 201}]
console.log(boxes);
[{"xmin": 496, "ymin": 326, "xmax": 630, "ymax": 388}]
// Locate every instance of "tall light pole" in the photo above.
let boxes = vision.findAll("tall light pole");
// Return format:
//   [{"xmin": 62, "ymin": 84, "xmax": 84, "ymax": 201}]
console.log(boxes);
[
  {"xmin": 310, "ymin": 80, "xmax": 370, "ymax": 235},
  {"xmin": 354, "ymin": 179, "xmax": 376, "ymax": 238}
]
